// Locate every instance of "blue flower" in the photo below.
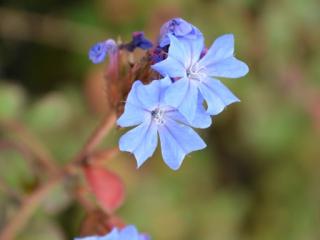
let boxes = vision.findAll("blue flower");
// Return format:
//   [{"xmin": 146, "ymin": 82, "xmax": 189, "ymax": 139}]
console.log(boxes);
[
  {"xmin": 152, "ymin": 34, "xmax": 249, "ymax": 122},
  {"xmin": 117, "ymin": 77, "xmax": 209, "ymax": 170},
  {"xmin": 159, "ymin": 18, "xmax": 203, "ymax": 47},
  {"xmin": 74, "ymin": 225, "xmax": 149, "ymax": 240},
  {"xmin": 89, "ymin": 39, "xmax": 117, "ymax": 64}
]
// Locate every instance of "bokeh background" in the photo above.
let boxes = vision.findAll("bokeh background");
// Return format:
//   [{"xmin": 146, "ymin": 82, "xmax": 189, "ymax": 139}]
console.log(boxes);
[{"xmin": 0, "ymin": 0, "xmax": 320, "ymax": 240}]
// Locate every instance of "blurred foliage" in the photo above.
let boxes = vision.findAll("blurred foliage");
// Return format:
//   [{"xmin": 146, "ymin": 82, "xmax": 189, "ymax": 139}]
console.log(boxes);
[{"xmin": 0, "ymin": 0, "xmax": 320, "ymax": 240}]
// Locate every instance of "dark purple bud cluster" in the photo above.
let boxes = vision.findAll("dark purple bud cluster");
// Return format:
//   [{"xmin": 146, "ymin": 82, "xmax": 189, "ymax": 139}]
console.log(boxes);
[{"xmin": 123, "ymin": 32, "xmax": 153, "ymax": 52}]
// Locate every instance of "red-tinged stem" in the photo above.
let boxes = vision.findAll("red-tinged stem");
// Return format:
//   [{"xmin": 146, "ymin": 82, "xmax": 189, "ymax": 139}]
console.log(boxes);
[
  {"xmin": 0, "ymin": 175, "xmax": 63, "ymax": 240},
  {"xmin": 0, "ymin": 112, "xmax": 118, "ymax": 240},
  {"xmin": 0, "ymin": 120, "xmax": 59, "ymax": 175},
  {"xmin": 73, "ymin": 112, "xmax": 117, "ymax": 165}
]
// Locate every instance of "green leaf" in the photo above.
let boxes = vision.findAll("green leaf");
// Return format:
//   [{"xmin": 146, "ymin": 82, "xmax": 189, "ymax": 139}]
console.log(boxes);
[
  {"xmin": 0, "ymin": 150, "xmax": 34, "ymax": 191},
  {"xmin": 26, "ymin": 93, "xmax": 72, "ymax": 131},
  {"xmin": 0, "ymin": 83, "xmax": 26, "ymax": 120},
  {"xmin": 18, "ymin": 218, "xmax": 65, "ymax": 240}
]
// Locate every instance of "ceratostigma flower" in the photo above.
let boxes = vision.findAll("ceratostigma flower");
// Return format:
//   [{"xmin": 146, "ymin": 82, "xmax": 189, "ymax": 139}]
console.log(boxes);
[
  {"xmin": 117, "ymin": 77, "xmax": 208, "ymax": 170},
  {"xmin": 88, "ymin": 17, "xmax": 249, "ymax": 170},
  {"xmin": 152, "ymin": 34, "xmax": 248, "ymax": 122}
]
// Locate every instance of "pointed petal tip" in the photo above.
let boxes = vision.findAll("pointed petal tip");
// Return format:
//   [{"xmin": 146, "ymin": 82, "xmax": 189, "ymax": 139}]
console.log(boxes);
[
  {"xmin": 136, "ymin": 158, "xmax": 145, "ymax": 169},
  {"xmin": 118, "ymin": 139, "xmax": 126, "ymax": 152},
  {"xmin": 243, "ymin": 63, "xmax": 249, "ymax": 76},
  {"xmin": 236, "ymin": 61, "xmax": 249, "ymax": 78},
  {"xmin": 170, "ymin": 166, "xmax": 180, "ymax": 171},
  {"xmin": 167, "ymin": 162, "xmax": 182, "ymax": 171},
  {"xmin": 225, "ymin": 33, "xmax": 234, "ymax": 38},
  {"xmin": 133, "ymin": 151, "xmax": 154, "ymax": 170},
  {"xmin": 200, "ymin": 141, "xmax": 207, "ymax": 150},
  {"xmin": 216, "ymin": 33, "xmax": 234, "ymax": 43}
]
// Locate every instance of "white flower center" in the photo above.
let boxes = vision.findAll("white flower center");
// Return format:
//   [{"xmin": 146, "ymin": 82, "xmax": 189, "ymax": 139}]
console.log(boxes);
[
  {"xmin": 187, "ymin": 63, "xmax": 206, "ymax": 81},
  {"xmin": 151, "ymin": 108, "xmax": 165, "ymax": 125}
]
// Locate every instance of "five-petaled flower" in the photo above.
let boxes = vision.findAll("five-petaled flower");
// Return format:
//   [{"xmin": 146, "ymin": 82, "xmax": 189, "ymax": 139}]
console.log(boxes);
[
  {"xmin": 117, "ymin": 77, "xmax": 209, "ymax": 170},
  {"xmin": 152, "ymin": 34, "xmax": 249, "ymax": 123},
  {"xmin": 75, "ymin": 225, "xmax": 150, "ymax": 240}
]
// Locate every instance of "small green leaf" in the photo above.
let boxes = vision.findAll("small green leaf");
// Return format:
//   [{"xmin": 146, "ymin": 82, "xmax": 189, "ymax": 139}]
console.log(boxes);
[
  {"xmin": 26, "ymin": 93, "xmax": 72, "ymax": 131},
  {"xmin": 0, "ymin": 83, "xmax": 26, "ymax": 120}
]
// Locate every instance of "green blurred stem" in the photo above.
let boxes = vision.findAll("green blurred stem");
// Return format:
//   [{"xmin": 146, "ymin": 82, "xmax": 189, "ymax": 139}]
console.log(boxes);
[
  {"xmin": 0, "ymin": 175, "xmax": 62, "ymax": 240},
  {"xmin": 0, "ymin": 112, "xmax": 117, "ymax": 240},
  {"xmin": 0, "ymin": 175, "xmax": 23, "ymax": 202},
  {"xmin": 0, "ymin": 120, "xmax": 59, "ymax": 175},
  {"xmin": 72, "ymin": 112, "xmax": 117, "ymax": 166}
]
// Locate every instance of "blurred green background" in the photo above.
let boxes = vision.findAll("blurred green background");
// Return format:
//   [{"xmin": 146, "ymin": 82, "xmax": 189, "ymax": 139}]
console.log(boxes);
[{"xmin": 0, "ymin": 0, "xmax": 320, "ymax": 240}]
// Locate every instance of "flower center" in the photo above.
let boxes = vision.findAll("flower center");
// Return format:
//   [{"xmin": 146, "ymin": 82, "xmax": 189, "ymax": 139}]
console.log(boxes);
[
  {"xmin": 151, "ymin": 108, "xmax": 165, "ymax": 125},
  {"xmin": 187, "ymin": 64, "xmax": 205, "ymax": 81}
]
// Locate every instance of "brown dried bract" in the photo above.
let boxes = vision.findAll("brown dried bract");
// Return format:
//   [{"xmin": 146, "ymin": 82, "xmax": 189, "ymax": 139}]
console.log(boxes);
[{"xmin": 104, "ymin": 50, "xmax": 160, "ymax": 117}]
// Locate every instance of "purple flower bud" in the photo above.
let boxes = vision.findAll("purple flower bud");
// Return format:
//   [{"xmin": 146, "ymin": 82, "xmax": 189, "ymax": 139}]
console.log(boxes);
[
  {"xmin": 132, "ymin": 32, "xmax": 153, "ymax": 50},
  {"xmin": 158, "ymin": 18, "xmax": 203, "ymax": 47},
  {"xmin": 123, "ymin": 32, "xmax": 153, "ymax": 52},
  {"xmin": 88, "ymin": 39, "xmax": 118, "ymax": 64}
]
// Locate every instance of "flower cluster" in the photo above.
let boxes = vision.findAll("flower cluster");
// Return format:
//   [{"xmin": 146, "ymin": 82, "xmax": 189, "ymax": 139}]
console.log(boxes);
[
  {"xmin": 83, "ymin": 17, "xmax": 249, "ymax": 240},
  {"xmin": 75, "ymin": 225, "xmax": 150, "ymax": 240},
  {"xmin": 89, "ymin": 18, "xmax": 249, "ymax": 171}
]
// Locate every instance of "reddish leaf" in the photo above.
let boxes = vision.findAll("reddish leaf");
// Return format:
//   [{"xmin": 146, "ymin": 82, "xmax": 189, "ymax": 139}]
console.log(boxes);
[{"xmin": 84, "ymin": 166, "xmax": 125, "ymax": 213}]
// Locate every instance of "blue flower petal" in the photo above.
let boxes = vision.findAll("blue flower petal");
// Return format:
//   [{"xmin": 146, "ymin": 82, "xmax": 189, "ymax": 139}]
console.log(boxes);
[
  {"xmin": 153, "ymin": 35, "xmax": 204, "ymax": 78},
  {"xmin": 169, "ymin": 18, "xmax": 193, "ymax": 36},
  {"xmin": 158, "ymin": 119, "xmax": 206, "ymax": 170},
  {"xmin": 159, "ymin": 18, "xmax": 203, "ymax": 47},
  {"xmin": 166, "ymin": 95, "xmax": 212, "ymax": 129},
  {"xmin": 75, "ymin": 229, "xmax": 119, "ymax": 240},
  {"xmin": 198, "ymin": 78, "xmax": 240, "ymax": 115},
  {"xmin": 205, "ymin": 57, "xmax": 249, "ymax": 78},
  {"xmin": 180, "ymin": 37, "xmax": 204, "ymax": 66},
  {"xmin": 119, "ymin": 225, "xmax": 139, "ymax": 240},
  {"xmin": 151, "ymin": 57, "xmax": 186, "ymax": 78},
  {"xmin": 191, "ymin": 95, "xmax": 212, "ymax": 128},
  {"xmin": 164, "ymin": 77, "xmax": 198, "ymax": 123},
  {"xmin": 199, "ymin": 34, "xmax": 249, "ymax": 78},
  {"xmin": 119, "ymin": 120, "xmax": 158, "ymax": 167},
  {"xmin": 139, "ymin": 234, "xmax": 151, "ymax": 240},
  {"xmin": 167, "ymin": 34, "xmax": 191, "ymax": 65},
  {"xmin": 89, "ymin": 42, "xmax": 108, "ymax": 64},
  {"xmin": 117, "ymin": 81, "xmax": 147, "ymax": 127},
  {"xmin": 88, "ymin": 39, "xmax": 117, "ymax": 64},
  {"xmin": 200, "ymin": 34, "xmax": 235, "ymax": 65},
  {"xmin": 117, "ymin": 103, "xmax": 147, "ymax": 128},
  {"xmin": 75, "ymin": 226, "xmax": 148, "ymax": 240},
  {"xmin": 103, "ymin": 228, "xmax": 120, "ymax": 240},
  {"xmin": 136, "ymin": 77, "xmax": 172, "ymax": 110},
  {"xmin": 74, "ymin": 237, "xmax": 100, "ymax": 240}
]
